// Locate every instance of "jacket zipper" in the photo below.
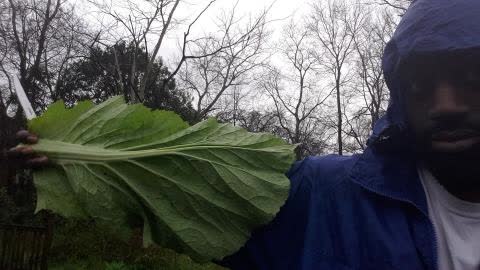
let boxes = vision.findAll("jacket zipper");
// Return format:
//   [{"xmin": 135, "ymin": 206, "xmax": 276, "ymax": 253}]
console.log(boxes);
[
  {"xmin": 426, "ymin": 216, "xmax": 439, "ymax": 270},
  {"xmin": 355, "ymin": 183, "xmax": 439, "ymax": 270}
]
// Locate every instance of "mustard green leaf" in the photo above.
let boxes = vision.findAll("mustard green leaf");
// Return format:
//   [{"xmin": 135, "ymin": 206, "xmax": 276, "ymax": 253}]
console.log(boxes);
[{"xmin": 29, "ymin": 96, "xmax": 294, "ymax": 262}]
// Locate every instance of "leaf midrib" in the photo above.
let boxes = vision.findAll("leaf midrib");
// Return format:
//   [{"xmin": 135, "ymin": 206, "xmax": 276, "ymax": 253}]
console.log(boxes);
[{"xmin": 31, "ymin": 139, "xmax": 293, "ymax": 163}]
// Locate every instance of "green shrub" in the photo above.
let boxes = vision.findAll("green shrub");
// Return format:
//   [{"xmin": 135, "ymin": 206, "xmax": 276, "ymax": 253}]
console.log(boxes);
[
  {"xmin": 49, "ymin": 218, "xmax": 227, "ymax": 270},
  {"xmin": 0, "ymin": 172, "xmax": 37, "ymax": 225},
  {"xmin": 105, "ymin": 261, "xmax": 133, "ymax": 270}
]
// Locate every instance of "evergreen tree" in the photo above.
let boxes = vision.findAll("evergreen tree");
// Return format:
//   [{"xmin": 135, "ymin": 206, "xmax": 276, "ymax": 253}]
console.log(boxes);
[{"xmin": 57, "ymin": 42, "xmax": 195, "ymax": 122}]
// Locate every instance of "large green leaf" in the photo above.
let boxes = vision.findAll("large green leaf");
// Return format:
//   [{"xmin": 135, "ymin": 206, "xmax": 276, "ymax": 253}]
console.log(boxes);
[{"xmin": 29, "ymin": 96, "xmax": 294, "ymax": 262}]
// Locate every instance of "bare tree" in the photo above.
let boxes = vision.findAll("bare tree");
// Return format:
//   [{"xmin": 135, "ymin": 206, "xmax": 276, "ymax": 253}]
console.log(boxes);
[
  {"xmin": 90, "ymin": 0, "xmax": 265, "ymax": 114},
  {"xmin": 308, "ymin": 0, "xmax": 365, "ymax": 155},
  {"xmin": 217, "ymin": 108, "xmax": 279, "ymax": 133},
  {"xmin": 0, "ymin": 0, "xmax": 91, "ymax": 114},
  {"xmin": 341, "ymin": 99, "xmax": 371, "ymax": 152},
  {"xmin": 376, "ymin": 0, "xmax": 412, "ymax": 15},
  {"xmin": 354, "ymin": 11, "xmax": 394, "ymax": 125},
  {"xmin": 261, "ymin": 20, "xmax": 332, "ymax": 159},
  {"xmin": 178, "ymin": 5, "xmax": 271, "ymax": 122},
  {"xmin": 0, "ymin": 0, "xmax": 93, "ymax": 187},
  {"xmin": 340, "ymin": 10, "xmax": 395, "ymax": 152},
  {"xmin": 214, "ymin": 84, "xmax": 253, "ymax": 126},
  {"xmin": 88, "ymin": 0, "xmax": 187, "ymax": 102}
]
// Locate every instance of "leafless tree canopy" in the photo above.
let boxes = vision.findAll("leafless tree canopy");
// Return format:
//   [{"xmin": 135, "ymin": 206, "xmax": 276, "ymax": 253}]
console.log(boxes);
[
  {"xmin": 343, "ymin": 10, "xmax": 393, "ymax": 152},
  {"xmin": 307, "ymin": 0, "xmax": 366, "ymax": 155},
  {"xmin": 1, "ymin": 0, "xmax": 401, "ymax": 159},
  {"xmin": 377, "ymin": 0, "xmax": 412, "ymax": 15},
  {"xmin": 1, "ymin": 0, "xmax": 91, "ymax": 113},
  {"xmin": 259, "ymin": 19, "xmax": 332, "ymax": 159},
  {"xmin": 178, "ymin": 4, "xmax": 271, "ymax": 122},
  {"xmin": 88, "ymin": 0, "xmax": 190, "ymax": 103}
]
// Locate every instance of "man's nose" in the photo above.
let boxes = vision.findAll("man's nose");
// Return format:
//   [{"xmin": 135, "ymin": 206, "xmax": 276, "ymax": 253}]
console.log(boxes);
[{"xmin": 428, "ymin": 81, "xmax": 469, "ymax": 121}]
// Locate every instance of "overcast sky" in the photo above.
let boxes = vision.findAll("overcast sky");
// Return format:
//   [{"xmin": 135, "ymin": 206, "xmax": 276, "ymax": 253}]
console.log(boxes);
[
  {"xmin": 77, "ymin": 0, "xmax": 312, "ymax": 66},
  {"xmin": 157, "ymin": 0, "xmax": 311, "ymax": 63},
  {"xmin": 211, "ymin": 0, "xmax": 310, "ymax": 19}
]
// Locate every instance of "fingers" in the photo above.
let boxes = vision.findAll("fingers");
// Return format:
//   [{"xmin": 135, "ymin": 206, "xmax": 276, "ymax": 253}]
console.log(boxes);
[
  {"xmin": 16, "ymin": 130, "xmax": 38, "ymax": 144},
  {"xmin": 7, "ymin": 130, "xmax": 48, "ymax": 170},
  {"xmin": 26, "ymin": 134, "xmax": 38, "ymax": 144},
  {"xmin": 7, "ymin": 145, "xmax": 33, "ymax": 157},
  {"xmin": 20, "ymin": 145, "xmax": 34, "ymax": 155},
  {"xmin": 16, "ymin": 130, "xmax": 30, "ymax": 142},
  {"xmin": 6, "ymin": 145, "xmax": 49, "ymax": 169},
  {"xmin": 26, "ymin": 155, "xmax": 49, "ymax": 169}
]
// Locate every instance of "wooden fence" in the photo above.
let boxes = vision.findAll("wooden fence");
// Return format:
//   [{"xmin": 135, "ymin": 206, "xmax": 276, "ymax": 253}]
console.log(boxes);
[{"xmin": 0, "ymin": 223, "xmax": 53, "ymax": 270}]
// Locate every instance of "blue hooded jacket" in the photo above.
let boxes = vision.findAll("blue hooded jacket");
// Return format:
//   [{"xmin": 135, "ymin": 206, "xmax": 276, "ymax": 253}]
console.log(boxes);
[{"xmin": 221, "ymin": 0, "xmax": 480, "ymax": 269}]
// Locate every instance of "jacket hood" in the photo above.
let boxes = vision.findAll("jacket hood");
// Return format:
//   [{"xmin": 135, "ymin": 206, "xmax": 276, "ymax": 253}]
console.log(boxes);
[{"xmin": 372, "ymin": 0, "xmax": 480, "ymax": 150}]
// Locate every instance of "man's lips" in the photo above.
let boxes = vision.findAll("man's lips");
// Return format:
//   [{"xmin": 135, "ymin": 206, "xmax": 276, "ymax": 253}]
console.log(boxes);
[
  {"xmin": 429, "ymin": 129, "xmax": 480, "ymax": 152},
  {"xmin": 431, "ymin": 129, "xmax": 480, "ymax": 142}
]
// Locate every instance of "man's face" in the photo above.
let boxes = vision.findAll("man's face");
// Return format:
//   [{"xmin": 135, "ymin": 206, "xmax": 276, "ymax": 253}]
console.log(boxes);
[{"xmin": 404, "ymin": 55, "xmax": 480, "ymax": 157}]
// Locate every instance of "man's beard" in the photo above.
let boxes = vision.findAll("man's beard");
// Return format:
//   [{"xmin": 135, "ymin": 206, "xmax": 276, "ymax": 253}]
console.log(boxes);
[
  {"xmin": 412, "ymin": 112, "xmax": 480, "ymax": 194},
  {"xmin": 419, "ymin": 145, "xmax": 480, "ymax": 195}
]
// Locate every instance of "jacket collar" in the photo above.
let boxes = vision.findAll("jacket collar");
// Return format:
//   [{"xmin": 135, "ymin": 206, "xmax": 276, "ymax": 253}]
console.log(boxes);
[{"xmin": 348, "ymin": 146, "xmax": 429, "ymax": 216}]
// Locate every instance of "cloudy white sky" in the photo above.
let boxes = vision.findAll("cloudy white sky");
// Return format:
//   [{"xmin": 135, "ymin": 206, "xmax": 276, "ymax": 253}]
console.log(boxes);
[
  {"xmin": 202, "ymin": 0, "xmax": 311, "ymax": 20},
  {"xmin": 158, "ymin": 0, "xmax": 311, "ymax": 62},
  {"xmin": 126, "ymin": 0, "xmax": 309, "ymax": 110},
  {"xmin": 77, "ymin": 0, "xmax": 312, "ymax": 66},
  {"xmin": 173, "ymin": 0, "xmax": 310, "ymax": 28}
]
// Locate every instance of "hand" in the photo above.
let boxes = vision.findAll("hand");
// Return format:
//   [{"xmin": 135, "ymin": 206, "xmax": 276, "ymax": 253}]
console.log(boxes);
[{"xmin": 6, "ymin": 130, "xmax": 49, "ymax": 169}]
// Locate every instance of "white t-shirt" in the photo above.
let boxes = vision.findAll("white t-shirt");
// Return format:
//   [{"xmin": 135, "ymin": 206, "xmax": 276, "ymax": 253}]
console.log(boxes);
[{"xmin": 419, "ymin": 167, "xmax": 480, "ymax": 270}]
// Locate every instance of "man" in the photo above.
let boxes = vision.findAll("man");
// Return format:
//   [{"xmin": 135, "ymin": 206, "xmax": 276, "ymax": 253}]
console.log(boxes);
[{"xmin": 7, "ymin": 0, "xmax": 480, "ymax": 269}]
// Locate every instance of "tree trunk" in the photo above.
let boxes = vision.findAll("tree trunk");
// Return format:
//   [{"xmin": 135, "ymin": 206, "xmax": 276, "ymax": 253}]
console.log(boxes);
[{"xmin": 336, "ymin": 76, "xmax": 343, "ymax": 155}]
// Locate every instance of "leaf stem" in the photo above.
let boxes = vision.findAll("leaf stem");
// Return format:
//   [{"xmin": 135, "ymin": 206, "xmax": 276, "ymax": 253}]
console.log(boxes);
[{"xmin": 31, "ymin": 139, "xmax": 294, "ymax": 163}]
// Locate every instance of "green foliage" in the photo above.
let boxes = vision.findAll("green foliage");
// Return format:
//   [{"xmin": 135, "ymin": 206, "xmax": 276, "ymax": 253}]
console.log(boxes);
[
  {"xmin": 0, "ymin": 187, "xmax": 23, "ymax": 224},
  {"xmin": 28, "ymin": 96, "xmax": 295, "ymax": 262},
  {"xmin": 48, "ymin": 219, "xmax": 226, "ymax": 270},
  {"xmin": 57, "ymin": 41, "xmax": 196, "ymax": 123},
  {"xmin": 0, "ymin": 173, "xmax": 37, "ymax": 225},
  {"xmin": 105, "ymin": 262, "xmax": 133, "ymax": 270}
]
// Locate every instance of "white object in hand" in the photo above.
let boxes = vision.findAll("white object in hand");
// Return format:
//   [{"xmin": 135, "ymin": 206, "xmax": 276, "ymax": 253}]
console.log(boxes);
[{"xmin": 13, "ymin": 75, "xmax": 36, "ymax": 120}]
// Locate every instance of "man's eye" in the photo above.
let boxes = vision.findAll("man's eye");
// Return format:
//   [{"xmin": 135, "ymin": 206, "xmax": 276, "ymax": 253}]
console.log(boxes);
[
  {"xmin": 409, "ymin": 80, "xmax": 431, "ymax": 96},
  {"xmin": 465, "ymin": 70, "xmax": 480, "ymax": 82},
  {"xmin": 410, "ymin": 82, "xmax": 421, "ymax": 93},
  {"xmin": 459, "ymin": 69, "xmax": 480, "ymax": 90}
]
